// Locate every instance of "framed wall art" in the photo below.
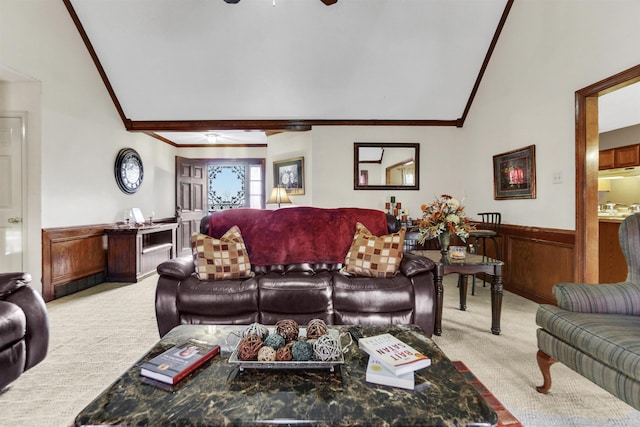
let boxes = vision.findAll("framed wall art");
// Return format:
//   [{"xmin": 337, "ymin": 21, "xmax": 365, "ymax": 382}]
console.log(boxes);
[
  {"xmin": 273, "ymin": 157, "xmax": 305, "ymax": 195},
  {"xmin": 493, "ymin": 145, "xmax": 536, "ymax": 200}
]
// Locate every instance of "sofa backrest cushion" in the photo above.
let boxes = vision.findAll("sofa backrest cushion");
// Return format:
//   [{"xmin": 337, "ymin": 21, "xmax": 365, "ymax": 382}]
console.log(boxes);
[
  {"xmin": 343, "ymin": 222, "xmax": 406, "ymax": 278},
  {"xmin": 205, "ymin": 207, "xmax": 389, "ymax": 266},
  {"xmin": 191, "ymin": 226, "xmax": 255, "ymax": 280}
]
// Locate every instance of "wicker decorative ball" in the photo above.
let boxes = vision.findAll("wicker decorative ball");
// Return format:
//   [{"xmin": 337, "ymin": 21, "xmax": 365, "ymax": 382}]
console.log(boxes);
[
  {"xmin": 263, "ymin": 333, "xmax": 286, "ymax": 350},
  {"xmin": 306, "ymin": 319, "xmax": 329, "ymax": 339},
  {"xmin": 291, "ymin": 340, "xmax": 314, "ymax": 361},
  {"xmin": 237, "ymin": 334, "xmax": 263, "ymax": 361},
  {"xmin": 313, "ymin": 334, "xmax": 342, "ymax": 361},
  {"xmin": 276, "ymin": 345, "xmax": 293, "ymax": 361},
  {"xmin": 257, "ymin": 346, "xmax": 277, "ymax": 362},
  {"xmin": 275, "ymin": 319, "xmax": 299, "ymax": 342},
  {"xmin": 242, "ymin": 322, "xmax": 269, "ymax": 340}
]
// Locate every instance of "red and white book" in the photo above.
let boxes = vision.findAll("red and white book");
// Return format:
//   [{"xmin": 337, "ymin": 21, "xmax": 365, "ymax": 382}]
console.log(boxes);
[
  {"xmin": 358, "ymin": 333, "xmax": 431, "ymax": 376},
  {"xmin": 140, "ymin": 339, "xmax": 220, "ymax": 385}
]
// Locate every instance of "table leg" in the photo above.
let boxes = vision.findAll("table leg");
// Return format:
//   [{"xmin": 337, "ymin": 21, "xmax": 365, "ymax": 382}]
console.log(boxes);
[
  {"xmin": 490, "ymin": 267, "xmax": 503, "ymax": 335},
  {"xmin": 434, "ymin": 271, "xmax": 443, "ymax": 336},
  {"xmin": 458, "ymin": 274, "xmax": 468, "ymax": 311}
]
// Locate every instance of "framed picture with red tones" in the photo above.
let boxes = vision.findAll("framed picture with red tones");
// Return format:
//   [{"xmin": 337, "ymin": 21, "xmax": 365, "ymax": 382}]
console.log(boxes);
[{"xmin": 493, "ymin": 145, "xmax": 536, "ymax": 200}]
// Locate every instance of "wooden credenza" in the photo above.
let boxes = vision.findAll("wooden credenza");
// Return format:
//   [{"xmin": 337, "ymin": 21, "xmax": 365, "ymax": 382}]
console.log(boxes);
[{"xmin": 106, "ymin": 223, "xmax": 178, "ymax": 282}]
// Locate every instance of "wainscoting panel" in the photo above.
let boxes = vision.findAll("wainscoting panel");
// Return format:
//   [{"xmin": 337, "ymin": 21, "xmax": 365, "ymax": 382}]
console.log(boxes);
[
  {"xmin": 499, "ymin": 224, "xmax": 575, "ymax": 305},
  {"xmin": 42, "ymin": 225, "xmax": 109, "ymax": 302}
]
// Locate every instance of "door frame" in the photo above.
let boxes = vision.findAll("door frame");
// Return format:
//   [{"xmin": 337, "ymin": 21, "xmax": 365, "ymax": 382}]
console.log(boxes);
[
  {"xmin": 0, "ymin": 112, "xmax": 28, "ymax": 272},
  {"xmin": 575, "ymin": 65, "xmax": 640, "ymax": 283}
]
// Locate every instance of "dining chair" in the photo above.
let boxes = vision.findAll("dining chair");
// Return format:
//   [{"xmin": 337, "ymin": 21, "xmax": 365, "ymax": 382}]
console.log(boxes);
[{"xmin": 468, "ymin": 212, "xmax": 502, "ymax": 294}]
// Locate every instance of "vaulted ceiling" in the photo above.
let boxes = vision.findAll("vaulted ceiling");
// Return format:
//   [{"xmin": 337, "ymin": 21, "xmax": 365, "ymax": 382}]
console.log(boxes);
[{"xmin": 65, "ymin": 0, "xmax": 515, "ymax": 145}]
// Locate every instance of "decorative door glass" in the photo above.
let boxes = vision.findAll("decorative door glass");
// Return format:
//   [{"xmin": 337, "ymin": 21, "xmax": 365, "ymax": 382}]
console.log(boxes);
[{"xmin": 208, "ymin": 163, "xmax": 263, "ymax": 211}]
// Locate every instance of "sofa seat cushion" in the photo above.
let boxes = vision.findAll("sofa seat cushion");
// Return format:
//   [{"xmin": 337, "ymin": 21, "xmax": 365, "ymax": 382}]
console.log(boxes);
[
  {"xmin": 0, "ymin": 301, "xmax": 26, "ymax": 349},
  {"xmin": 258, "ymin": 272, "xmax": 333, "ymax": 319},
  {"xmin": 177, "ymin": 276, "xmax": 259, "ymax": 317},
  {"xmin": 537, "ymin": 304, "xmax": 640, "ymax": 380},
  {"xmin": 332, "ymin": 273, "xmax": 414, "ymax": 313}
]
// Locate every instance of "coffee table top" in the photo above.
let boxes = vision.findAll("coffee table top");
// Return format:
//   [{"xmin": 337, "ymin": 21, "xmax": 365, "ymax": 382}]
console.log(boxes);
[{"xmin": 74, "ymin": 324, "xmax": 498, "ymax": 427}]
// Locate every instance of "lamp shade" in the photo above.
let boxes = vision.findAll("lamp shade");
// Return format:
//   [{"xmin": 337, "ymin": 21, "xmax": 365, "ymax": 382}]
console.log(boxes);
[{"xmin": 267, "ymin": 186, "xmax": 292, "ymax": 207}]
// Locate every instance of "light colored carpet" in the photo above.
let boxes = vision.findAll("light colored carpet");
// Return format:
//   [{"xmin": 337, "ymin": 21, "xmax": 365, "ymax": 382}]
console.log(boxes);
[{"xmin": 0, "ymin": 274, "xmax": 639, "ymax": 426}]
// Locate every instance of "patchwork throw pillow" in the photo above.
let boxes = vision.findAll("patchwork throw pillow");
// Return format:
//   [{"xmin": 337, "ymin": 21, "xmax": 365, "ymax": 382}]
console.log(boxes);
[
  {"xmin": 343, "ymin": 222, "xmax": 406, "ymax": 278},
  {"xmin": 191, "ymin": 226, "xmax": 254, "ymax": 280}
]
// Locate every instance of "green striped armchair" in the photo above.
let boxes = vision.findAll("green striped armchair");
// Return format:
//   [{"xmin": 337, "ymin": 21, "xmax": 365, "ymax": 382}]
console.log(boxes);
[{"xmin": 535, "ymin": 213, "xmax": 640, "ymax": 411}]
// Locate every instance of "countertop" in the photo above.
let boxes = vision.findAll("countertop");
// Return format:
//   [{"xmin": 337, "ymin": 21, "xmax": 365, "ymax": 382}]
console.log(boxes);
[{"xmin": 599, "ymin": 217, "xmax": 626, "ymax": 223}]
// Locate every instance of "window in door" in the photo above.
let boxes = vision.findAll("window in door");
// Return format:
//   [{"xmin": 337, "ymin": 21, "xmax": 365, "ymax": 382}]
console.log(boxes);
[{"xmin": 207, "ymin": 160, "xmax": 264, "ymax": 211}]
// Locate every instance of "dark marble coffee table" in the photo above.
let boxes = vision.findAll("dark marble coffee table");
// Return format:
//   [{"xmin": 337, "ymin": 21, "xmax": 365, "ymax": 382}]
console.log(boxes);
[{"xmin": 74, "ymin": 324, "xmax": 498, "ymax": 427}]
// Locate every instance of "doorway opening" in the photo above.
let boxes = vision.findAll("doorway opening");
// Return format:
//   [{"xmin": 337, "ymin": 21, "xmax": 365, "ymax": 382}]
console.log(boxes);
[{"xmin": 575, "ymin": 64, "xmax": 640, "ymax": 283}]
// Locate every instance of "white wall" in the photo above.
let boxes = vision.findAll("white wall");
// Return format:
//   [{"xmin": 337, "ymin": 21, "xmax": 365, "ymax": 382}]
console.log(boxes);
[
  {"xmin": 310, "ymin": 125, "xmax": 466, "ymax": 220},
  {"xmin": 2, "ymin": 0, "xmax": 640, "ymax": 291},
  {"xmin": 458, "ymin": 0, "xmax": 640, "ymax": 229},
  {"xmin": 267, "ymin": 131, "xmax": 313, "ymax": 207},
  {"xmin": 1, "ymin": 1, "xmax": 178, "ymax": 291},
  {"xmin": 298, "ymin": 1, "xmax": 640, "ymax": 230}
]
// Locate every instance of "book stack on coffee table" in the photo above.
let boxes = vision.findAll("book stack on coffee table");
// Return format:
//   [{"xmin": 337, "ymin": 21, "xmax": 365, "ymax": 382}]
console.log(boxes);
[{"xmin": 358, "ymin": 333, "xmax": 431, "ymax": 390}]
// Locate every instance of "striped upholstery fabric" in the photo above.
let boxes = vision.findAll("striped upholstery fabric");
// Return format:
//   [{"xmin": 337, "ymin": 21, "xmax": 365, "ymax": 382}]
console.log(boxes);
[
  {"xmin": 620, "ymin": 214, "xmax": 640, "ymax": 283},
  {"xmin": 553, "ymin": 281, "xmax": 640, "ymax": 315},
  {"xmin": 537, "ymin": 328, "xmax": 640, "ymax": 411},
  {"xmin": 535, "ymin": 215, "xmax": 640, "ymax": 410},
  {"xmin": 536, "ymin": 304, "xmax": 640, "ymax": 380},
  {"xmin": 552, "ymin": 215, "xmax": 640, "ymax": 315}
]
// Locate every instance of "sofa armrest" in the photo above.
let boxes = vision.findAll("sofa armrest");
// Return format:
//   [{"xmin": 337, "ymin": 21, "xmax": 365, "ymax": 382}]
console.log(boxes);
[
  {"xmin": 409, "ymin": 270, "xmax": 436, "ymax": 336},
  {"xmin": 399, "ymin": 252, "xmax": 435, "ymax": 278},
  {"xmin": 5, "ymin": 285, "xmax": 49, "ymax": 370},
  {"xmin": 157, "ymin": 256, "xmax": 195, "ymax": 280},
  {"xmin": 553, "ymin": 281, "xmax": 640, "ymax": 315},
  {"xmin": 0, "ymin": 272, "xmax": 31, "ymax": 298}
]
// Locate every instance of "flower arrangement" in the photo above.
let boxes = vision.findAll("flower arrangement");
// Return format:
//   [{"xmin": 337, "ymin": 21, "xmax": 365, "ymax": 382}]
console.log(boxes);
[{"xmin": 418, "ymin": 194, "xmax": 475, "ymax": 244}]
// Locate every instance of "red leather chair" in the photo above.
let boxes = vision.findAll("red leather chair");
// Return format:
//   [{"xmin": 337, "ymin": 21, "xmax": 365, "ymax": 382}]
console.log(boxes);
[{"xmin": 0, "ymin": 272, "xmax": 49, "ymax": 391}]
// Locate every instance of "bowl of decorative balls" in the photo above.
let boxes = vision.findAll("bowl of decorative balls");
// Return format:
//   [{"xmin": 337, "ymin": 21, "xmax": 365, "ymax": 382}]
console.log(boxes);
[{"xmin": 228, "ymin": 319, "xmax": 350, "ymax": 372}]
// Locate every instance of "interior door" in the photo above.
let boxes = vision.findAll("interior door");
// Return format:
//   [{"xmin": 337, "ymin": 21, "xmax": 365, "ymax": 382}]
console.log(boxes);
[
  {"xmin": 176, "ymin": 156, "xmax": 207, "ymax": 257},
  {"xmin": 0, "ymin": 116, "xmax": 24, "ymax": 273}
]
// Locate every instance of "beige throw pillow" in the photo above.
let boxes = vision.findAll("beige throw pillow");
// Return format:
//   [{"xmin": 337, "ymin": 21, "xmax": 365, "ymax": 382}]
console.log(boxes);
[
  {"xmin": 191, "ymin": 226, "xmax": 254, "ymax": 280},
  {"xmin": 343, "ymin": 222, "xmax": 406, "ymax": 278}
]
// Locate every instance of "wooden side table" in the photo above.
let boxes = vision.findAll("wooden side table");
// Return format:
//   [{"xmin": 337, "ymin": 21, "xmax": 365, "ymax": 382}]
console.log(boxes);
[
  {"xmin": 412, "ymin": 250, "xmax": 504, "ymax": 336},
  {"xmin": 106, "ymin": 223, "xmax": 178, "ymax": 282}
]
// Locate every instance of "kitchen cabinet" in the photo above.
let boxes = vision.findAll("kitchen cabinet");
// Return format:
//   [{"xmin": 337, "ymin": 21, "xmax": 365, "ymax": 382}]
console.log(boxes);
[
  {"xmin": 599, "ymin": 149, "xmax": 615, "ymax": 170},
  {"xmin": 599, "ymin": 219, "xmax": 627, "ymax": 283},
  {"xmin": 615, "ymin": 144, "xmax": 640, "ymax": 168},
  {"xmin": 599, "ymin": 144, "xmax": 640, "ymax": 170},
  {"xmin": 106, "ymin": 223, "xmax": 178, "ymax": 282}
]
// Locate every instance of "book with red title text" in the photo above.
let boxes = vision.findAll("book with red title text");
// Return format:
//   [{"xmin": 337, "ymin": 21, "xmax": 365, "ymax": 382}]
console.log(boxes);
[
  {"xmin": 140, "ymin": 339, "xmax": 220, "ymax": 385},
  {"xmin": 358, "ymin": 333, "xmax": 431, "ymax": 376}
]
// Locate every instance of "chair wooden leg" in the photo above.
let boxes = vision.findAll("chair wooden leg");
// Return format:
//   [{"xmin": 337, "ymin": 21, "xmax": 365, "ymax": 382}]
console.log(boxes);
[{"xmin": 536, "ymin": 349, "xmax": 558, "ymax": 393}]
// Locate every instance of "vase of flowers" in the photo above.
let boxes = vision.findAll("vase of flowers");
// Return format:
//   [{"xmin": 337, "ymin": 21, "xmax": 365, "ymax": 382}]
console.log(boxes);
[{"xmin": 418, "ymin": 194, "xmax": 476, "ymax": 254}]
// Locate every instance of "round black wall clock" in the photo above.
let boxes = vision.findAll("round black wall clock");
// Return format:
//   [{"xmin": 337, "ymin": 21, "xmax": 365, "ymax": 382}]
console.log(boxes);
[{"xmin": 114, "ymin": 148, "xmax": 144, "ymax": 194}]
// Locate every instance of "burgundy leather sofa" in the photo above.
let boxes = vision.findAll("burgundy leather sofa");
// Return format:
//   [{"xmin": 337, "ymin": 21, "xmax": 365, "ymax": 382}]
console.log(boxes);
[
  {"xmin": 0, "ymin": 272, "xmax": 49, "ymax": 390},
  {"xmin": 155, "ymin": 207, "xmax": 436, "ymax": 337}
]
